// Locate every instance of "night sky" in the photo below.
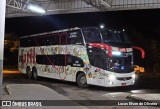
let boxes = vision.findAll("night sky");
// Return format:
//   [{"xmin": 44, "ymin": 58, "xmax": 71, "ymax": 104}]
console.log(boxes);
[{"xmin": 5, "ymin": 9, "xmax": 160, "ymax": 40}]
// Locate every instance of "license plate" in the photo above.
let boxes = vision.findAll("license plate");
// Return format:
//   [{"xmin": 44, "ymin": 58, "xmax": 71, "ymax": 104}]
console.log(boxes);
[{"xmin": 121, "ymin": 83, "xmax": 126, "ymax": 86}]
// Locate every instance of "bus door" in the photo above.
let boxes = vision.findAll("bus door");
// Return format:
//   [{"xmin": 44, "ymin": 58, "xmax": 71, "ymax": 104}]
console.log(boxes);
[
  {"xmin": 87, "ymin": 46, "xmax": 105, "ymax": 86},
  {"xmin": 94, "ymin": 53, "xmax": 105, "ymax": 86}
]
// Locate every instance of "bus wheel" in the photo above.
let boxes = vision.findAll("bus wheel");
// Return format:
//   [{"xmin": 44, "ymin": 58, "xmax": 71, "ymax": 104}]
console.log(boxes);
[
  {"xmin": 26, "ymin": 67, "xmax": 32, "ymax": 79},
  {"xmin": 77, "ymin": 73, "xmax": 88, "ymax": 88},
  {"xmin": 32, "ymin": 68, "xmax": 38, "ymax": 80}
]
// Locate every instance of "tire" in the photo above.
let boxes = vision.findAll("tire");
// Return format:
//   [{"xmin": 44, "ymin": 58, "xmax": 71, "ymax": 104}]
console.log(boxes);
[
  {"xmin": 32, "ymin": 68, "xmax": 38, "ymax": 80},
  {"xmin": 77, "ymin": 73, "xmax": 88, "ymax": 88},
  {"xmin": 26, "ymin": 67, "xmax": 32, "ymax": 79}
]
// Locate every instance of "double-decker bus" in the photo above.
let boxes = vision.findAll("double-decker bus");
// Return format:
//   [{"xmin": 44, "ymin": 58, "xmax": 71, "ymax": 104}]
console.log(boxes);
[{"xmin": 18, "ymin": 27, "xmax": 135, "ymax": 87}]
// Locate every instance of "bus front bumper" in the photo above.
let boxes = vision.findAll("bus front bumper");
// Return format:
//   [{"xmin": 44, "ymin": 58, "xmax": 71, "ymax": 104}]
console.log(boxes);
[{"xmin": 105, "ymin": 73, "xmax": 135, "ymax": 87}]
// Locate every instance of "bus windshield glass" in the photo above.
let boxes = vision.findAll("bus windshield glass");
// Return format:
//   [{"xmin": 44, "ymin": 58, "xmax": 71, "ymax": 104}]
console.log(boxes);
[
  {"xmin": 108, "ymin": 55, "xmax": 134, "ymax": 73},
  {"xmin": 82, "ymin": 28, "xmax": 102, "ymax": 43},
  {"xmin": 101, "ymin": 29, "xmax": 130, "ymax": 44}
]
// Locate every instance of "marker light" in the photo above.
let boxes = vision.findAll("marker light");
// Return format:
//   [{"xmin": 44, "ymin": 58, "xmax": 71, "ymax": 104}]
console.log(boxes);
[
  {"xmin": 112, "ymin": 51, "xmax": 121, "ymax": 55},
  {"xmin": 131, "ymin": 74, "xmax": 136, "ymax": 79},
  {"xmin": 27, "ymin": 4, "xmax": 46, "ymax": 14},
  {"xmin": 109, "ymin": 75, "xmax": 116, "ymax": 80}
]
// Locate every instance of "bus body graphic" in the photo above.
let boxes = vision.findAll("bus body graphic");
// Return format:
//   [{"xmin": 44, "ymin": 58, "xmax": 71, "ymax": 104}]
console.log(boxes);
[{"xmin": 18, "ymin": 27, "xmax": 135, "ymax": 87}]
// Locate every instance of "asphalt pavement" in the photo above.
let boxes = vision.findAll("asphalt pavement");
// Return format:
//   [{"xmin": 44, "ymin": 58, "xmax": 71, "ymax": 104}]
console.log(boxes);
[
  {"xmin": 2, "ymin": 70, "xmax": 160, "ymax": 109},
  {"xmin": 2, "ymin": 84, "xmax": 88, "ymax": 109}
]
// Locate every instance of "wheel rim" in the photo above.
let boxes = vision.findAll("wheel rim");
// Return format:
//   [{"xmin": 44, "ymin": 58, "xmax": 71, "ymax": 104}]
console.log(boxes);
[{"xmin": 80, "ymin": 76, "xmax": 87, "ymax": 84}]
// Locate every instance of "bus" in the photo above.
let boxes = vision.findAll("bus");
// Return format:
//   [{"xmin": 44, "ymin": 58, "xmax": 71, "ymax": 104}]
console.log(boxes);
[{"xmin": 18, "ymin": 27, "xmax": 135, "ymax": 87}]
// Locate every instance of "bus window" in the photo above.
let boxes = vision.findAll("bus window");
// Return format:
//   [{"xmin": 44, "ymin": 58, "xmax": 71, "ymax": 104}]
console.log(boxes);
[
  {"xmin": 94, "ymin": 55, "xmax": 105, "ymax": 69},
  {"xmin": 101, "ymin": 29, "xmax": 130, "ymax": 44},
  {"xmin": 82, "ymin": 28, "xmax": 102, "ymax": 43},
  {"xmin": 67, "ymin": 55, "xmax": 84, "ymax": 67},
  {"xmin": 36, "ymin": 37, "xmax": 46, "ymax": 46},
  {"xmin": 50, "ymin": 34, "xmax": 59, "ymax": 45},
  {"xmin": 68, "ymin": 30, "xmax": 83, "ymax": 45},
  {"xmin": 20, "ymin": 37, "xmax": 36, "ymax": 47},
  {"xmin": 20, "ymin": 38, "xmax": 26, "ymax": 47},
  {"xmin": 36, "ymin": 55, "xmax": 66, "ymax": 66},
  {"xmin": 87, "ymin": 47, "xmax": 106, "ymax": 69},
  {"xmin": 108, "ymin": 56, "xmax": 133, "ymax": 73},
  {"xmin": 34, "ymin": 34, "xmax": 60, "ymax": 46},
  {"xmin": 36, "ymin": 54, "xmax": 84, "ymax": 67},
  {"xmin": 61, "ymin": 33, "xmax": 67, "ymax": 45}
]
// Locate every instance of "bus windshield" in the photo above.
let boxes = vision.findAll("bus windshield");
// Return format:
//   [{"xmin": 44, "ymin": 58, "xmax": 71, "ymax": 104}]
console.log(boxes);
[
  {"xmin": 82, "ymin": 28, "xmax": 102, "ymax": 43},
  {"xmin": 101, "ymin": 29, "xmax": 130, "ymax": 44},
  {"xmin": 108, "ymin": 55, "xmax": 134, "ymax": 73}
]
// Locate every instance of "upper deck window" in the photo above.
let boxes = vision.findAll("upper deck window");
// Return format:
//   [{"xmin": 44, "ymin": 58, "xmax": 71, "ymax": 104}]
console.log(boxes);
[
  {"xmin": 82, "ymin": 28, "xmax": 102, "ymax": 43},
  {"xmin": 101, "ymin": 30, "xmax": 130, "ymax": 44},
  {"xmin": 20, "ymin": 29, "xmax": 84, "ymax": 47},
  {"xmin": 67, "ymin": 30, "xmax": 83, "ymax": 45}
]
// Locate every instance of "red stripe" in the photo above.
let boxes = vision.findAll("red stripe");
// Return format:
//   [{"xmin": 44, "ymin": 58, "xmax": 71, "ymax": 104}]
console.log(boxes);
[{"xmin": 88, "ymin": 43, "xmax": 112, "ymax": 57}]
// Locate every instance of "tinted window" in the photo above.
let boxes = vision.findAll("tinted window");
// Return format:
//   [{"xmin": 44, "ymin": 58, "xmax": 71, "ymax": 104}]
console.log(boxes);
[
  {"xmin": 20, "ymin": 37, "xmax": 36, "ymax": 47},
  {"xmin": 20, "ymin": 38, "xmax": 25, "ymax": 47},
  {"xmin": 34, "ymin": 37, "xmax": 46, "ymax": 46},
  {"xmin": 36, "ymin": 54, "xmax": 84, "ymax": 67},
  {"xmin": 94, "ymin": 54, "xmax": 105, "ymax": 69},
  {"xmin": 101, "ymin": 30, "xmax": 130, "ymax": 43},
  {"xmin": 108, "ymin": 56, "xmax": 134, "ymax": 73},
  {"xmin": 87, "ymin": 46, "xmax": 106, "ymax": 69},
  {"xmin": 20, "ymin": 30, "xmax": 83, "ymax": 47},
  {"xmin": 68, "ymin": 30, "xmax": 83, "ymax": 44},
  {"xmin": 36, "ymin": 55, "xmax": 66, "ymax": 66},
  {"xmin": 82, "ymin": 28, "xmax": 102, "ymax": 43},
  {"xmin": 61, "ymin": 33, "xmax": 67, "ymax": 45},
  {"xmin": 67, "ymin": 55, "xmax": 84, "ymax": 67},
  {"xmin": 34, "ymin": 34, "xmax": 60, "ymax": 46}
]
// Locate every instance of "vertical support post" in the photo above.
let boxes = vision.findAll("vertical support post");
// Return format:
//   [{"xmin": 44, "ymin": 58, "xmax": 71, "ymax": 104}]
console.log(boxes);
[{"xmin": 0, "ymin": 0, "xmax": 6, "ymax": 101}]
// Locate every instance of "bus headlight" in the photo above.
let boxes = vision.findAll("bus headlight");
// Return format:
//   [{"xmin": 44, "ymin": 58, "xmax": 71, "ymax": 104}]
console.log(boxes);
[
  {"xmin": 131, "ymin": 74, "xmax": 136, "ymax": 79},
  {"xmin": 109, "ymin": 75, "xmax": 116, "ymax": 80}
]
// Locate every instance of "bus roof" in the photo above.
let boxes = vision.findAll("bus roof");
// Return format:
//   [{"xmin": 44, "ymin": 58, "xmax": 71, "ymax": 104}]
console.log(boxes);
[{"xmin": 20, "ymin": 27, "xmax": 80, "ymax": 39}]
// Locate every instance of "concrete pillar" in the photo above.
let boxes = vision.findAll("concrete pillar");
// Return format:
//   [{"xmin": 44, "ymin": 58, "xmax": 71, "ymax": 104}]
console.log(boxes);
[{"xmin": 0, "ymin": 0, "xmax": 6, "ymax": 100}]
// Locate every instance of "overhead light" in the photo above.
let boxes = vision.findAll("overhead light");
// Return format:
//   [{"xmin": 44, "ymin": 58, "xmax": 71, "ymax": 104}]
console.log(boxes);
[
  {"xmin": 27, "ymin": 4, "xmax": 46, "ymax": 14},
  {"xmin": 100, "ymin": 25, "xmax": 104, "ymax": 29},
  {"xmin": 100, "ymin": 24, "xmax": 105, "ymax": 29}
]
